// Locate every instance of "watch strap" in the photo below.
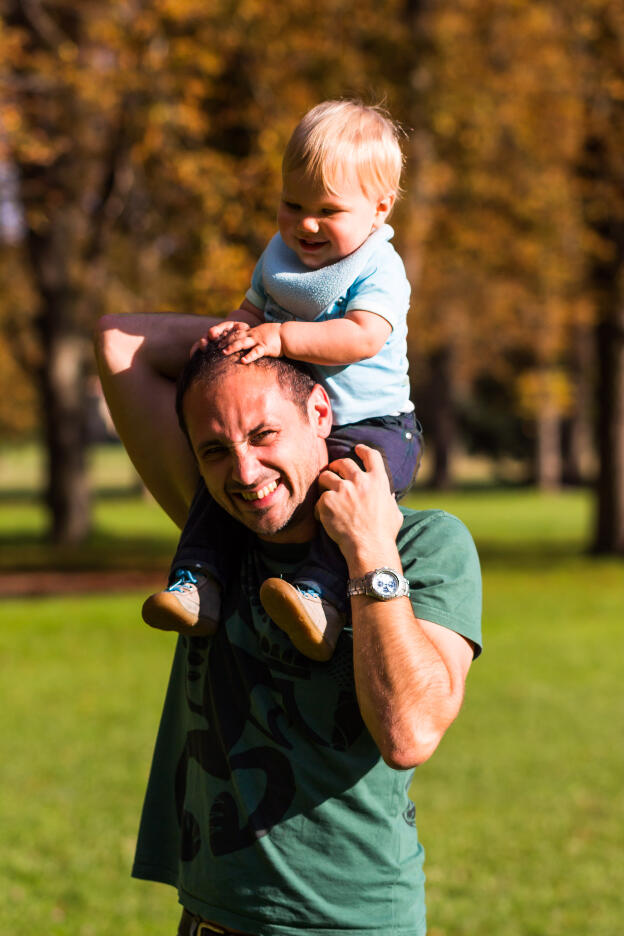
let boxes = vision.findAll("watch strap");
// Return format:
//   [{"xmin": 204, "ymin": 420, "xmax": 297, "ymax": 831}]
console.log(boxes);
[{"xmin": 347, "ymin": 568, "xmax": 410, "ymax": 600}]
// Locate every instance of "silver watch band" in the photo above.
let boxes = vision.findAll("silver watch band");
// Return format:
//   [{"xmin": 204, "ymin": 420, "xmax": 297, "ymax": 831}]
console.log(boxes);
[
  {"xmin": 347, "ymin": 568, "xmax": 410, "ymax": 600},
  {"xmin": 346, "ymin": 579, "xmax": 372, "ymax": 597}
]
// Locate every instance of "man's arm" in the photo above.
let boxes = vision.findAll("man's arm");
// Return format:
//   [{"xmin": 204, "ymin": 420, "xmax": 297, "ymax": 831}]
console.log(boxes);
[
  {"xmin": 94, "ymin": 313, "xmax": 217, "ymax": 528},
  {"xmin": 317, "ymin": 445, "xmax": 475, "ymax": 769}
]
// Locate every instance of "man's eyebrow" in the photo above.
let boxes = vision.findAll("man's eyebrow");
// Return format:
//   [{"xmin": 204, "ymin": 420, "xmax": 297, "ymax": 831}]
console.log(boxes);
[
  {"xmin": 196, "ymin": 422, "xmax": 277, "ymax": 452},
  {"xmin": 196, "ymin": 438, "xmax": 226, "ymax": 454},
  {"xmin": 248, "ymin": 422, "xmax": 268, "ymax": 435}
]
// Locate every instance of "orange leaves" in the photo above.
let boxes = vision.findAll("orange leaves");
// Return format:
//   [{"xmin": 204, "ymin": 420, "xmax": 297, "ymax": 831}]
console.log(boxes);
[
  {"xmin": 0, "ymin": 0, "xmax": 620, "ymax": 444},
  {"xmin": 516, "ymin": 367, "xmax": 575, "ymax": 421},
  {"xmin": 400, "ymin": 0, "xmax": 601, "ymax": 400}
]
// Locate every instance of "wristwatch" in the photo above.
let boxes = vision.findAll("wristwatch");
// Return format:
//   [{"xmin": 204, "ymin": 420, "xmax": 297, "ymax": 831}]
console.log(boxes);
[{"xmin": 347, "ymin": 568, "xmax": 410, "ymax": 601}]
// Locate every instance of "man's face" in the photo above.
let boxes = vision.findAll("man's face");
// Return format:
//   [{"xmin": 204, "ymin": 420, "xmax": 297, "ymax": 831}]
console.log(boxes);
[{"xmin": 183, "ymin": 366, "xmax": 332, "ymax": 543}]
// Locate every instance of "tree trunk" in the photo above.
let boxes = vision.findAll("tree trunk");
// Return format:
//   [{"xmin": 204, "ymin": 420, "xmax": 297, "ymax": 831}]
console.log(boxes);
[
  {"xmin": 401, "ymin": 0, "xmax": 436, "ymax": 294},
  {"xmin": 39, "ymin": 323, "xmax": 91, "ymax": 544},
  {"xmin": 593, "ymin": 308, "xmax": 624, "ymax": 553},
  {"xmin": 583, "ymin": 139, "xmax": 624, "ymax": 553},
  {"xmin": 561, "ymin": 326, "xmax": 594, "ymax": 485},
  {"xmin": 427, "ymin": 346, "xmax": 456, "ymax": 489},
  {"xmin": 534, "ymin": 405, "xmax": 562, "ymax": 491},
  {"xmin": 28, "ymin": 226, "xmax": 92, "ymax": 545}
]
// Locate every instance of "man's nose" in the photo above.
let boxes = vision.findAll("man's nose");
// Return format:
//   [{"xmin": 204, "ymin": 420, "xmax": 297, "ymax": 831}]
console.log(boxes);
[
  {"xmin": 299, "ymin": 215, "xmax": 319, "ymax": 234},
  {"xmin": 230, "ymin": 445, "xmax": 258, "ymax": 485}
]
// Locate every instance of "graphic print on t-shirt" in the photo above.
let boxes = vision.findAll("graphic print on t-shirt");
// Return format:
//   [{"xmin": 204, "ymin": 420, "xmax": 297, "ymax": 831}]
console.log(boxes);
[{"xmin": 174, "ymin": 550, "xmax": 366, "ymax": 859}]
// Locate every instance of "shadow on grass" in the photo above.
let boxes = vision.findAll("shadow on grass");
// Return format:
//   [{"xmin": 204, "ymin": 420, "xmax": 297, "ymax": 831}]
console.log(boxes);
[
  {"xmin": 474, "ymin": 538, "xmax": 595, "ymax": 570},
  {"xmin": 0, "ymin": 485, "xmax": 146, "ymax": 504},
  {"xmin": 1, "ymin": 530, "xmax": 602, "ymax": 577},
  {"xmin": 420, "ymin": 478, "xmax": 594, "ymax": 493},
  {"xmin": 0, "ymin": 530, "xmax": 176, "ymax": 574},
  {"xmin": 1, "ymin": 483, "xmax": 601, "ymax": 575}
]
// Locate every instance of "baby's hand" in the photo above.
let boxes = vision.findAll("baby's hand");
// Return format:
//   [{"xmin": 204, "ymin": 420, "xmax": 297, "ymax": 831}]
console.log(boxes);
[
  {"xmin": 206, "ymin": 319, "xmax": 250, "ymax": 342},
  {"xmin": 221, "ymin": 322, "xmax": 283, "ymax": 363},
  {"xmin": 191, "ymin": 320, "xmax": 249, "ymax": 356}
]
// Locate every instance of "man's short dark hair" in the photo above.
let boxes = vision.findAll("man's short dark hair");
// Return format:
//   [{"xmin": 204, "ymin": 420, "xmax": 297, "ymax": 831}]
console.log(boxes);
[{"xmin": 175, "ymin": 339, "xmax": 318, "ymax": 444}]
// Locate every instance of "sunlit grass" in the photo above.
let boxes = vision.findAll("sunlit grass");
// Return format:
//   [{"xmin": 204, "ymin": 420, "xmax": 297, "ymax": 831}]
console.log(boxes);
[
  {"xmin": 0, "ymin": 439, "xmax": 142, "ymax": 494},
  {"xmin": 404, "ymin": 485, "xmax": 593, "ymax": 555},
  {"xmin": 0, "ymin": 592, "xmax": 180, "ymax": 935},
  {"xmin": 0, "ymin": 493, "xmax": 179, "ymax": 573},
  {"xmin": 1, "ymin": 446, "xmax": 622, "ymax": 934},
  {"xmin": 413, "ymin": 555, "xmax": 623, "ymax": 936}
]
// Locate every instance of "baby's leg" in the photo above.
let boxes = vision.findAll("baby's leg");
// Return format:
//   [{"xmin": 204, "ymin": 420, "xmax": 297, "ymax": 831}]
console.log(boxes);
[
  {"xmin": 142, "ymin": 482, "xmax": 244, "ymax": 635},
  {"xmin": 260, "ymin": 413, "xmax": 424, "ymax": 660},
  {"xmin": 291, "ymin": 412, "xmax": 423, "ymax": 604},
  {"xmin": 329, "ymin": 411, "xmax": 424, "ymax": 499}
]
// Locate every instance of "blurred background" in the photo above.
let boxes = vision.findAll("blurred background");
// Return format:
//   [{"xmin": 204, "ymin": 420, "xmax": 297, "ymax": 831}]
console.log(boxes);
[
  {"xmin": 0, "ymin": 0, "xmax": 623, "ymax": 551},
  {"xmin": 1, "ymin": 2, "xmax": 623, "ymax": 935}
]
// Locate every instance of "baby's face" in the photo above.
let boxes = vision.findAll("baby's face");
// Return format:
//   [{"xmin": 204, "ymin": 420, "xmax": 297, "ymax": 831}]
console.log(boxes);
[{"xmin": 278, "ymin": 169, "xmax": 394, "ymax": 269}]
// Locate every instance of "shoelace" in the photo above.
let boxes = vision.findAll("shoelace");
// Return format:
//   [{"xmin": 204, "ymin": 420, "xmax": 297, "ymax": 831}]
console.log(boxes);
[
  {"xmin": 168, "ymin": 569, "xmax": 199, "ymax": 592},
  {"xmin": 296, "ymin": 586, "xmax": 322, "ymax": 601}
]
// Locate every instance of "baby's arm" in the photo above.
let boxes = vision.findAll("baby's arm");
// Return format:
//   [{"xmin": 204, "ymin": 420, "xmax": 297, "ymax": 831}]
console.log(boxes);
[{"xmin": 222, "ymin": 310, "xmax": 392, "ymax": 365}]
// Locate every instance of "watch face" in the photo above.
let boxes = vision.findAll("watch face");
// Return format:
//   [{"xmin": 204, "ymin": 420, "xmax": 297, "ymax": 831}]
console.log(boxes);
[{"xmin": 371, "ymin": 569, "xmax": 400, "ymax": 597}]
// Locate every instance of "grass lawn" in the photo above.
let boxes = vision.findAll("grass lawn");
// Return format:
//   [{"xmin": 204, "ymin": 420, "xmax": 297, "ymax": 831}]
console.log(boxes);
[
  {"xmin": 1, "ymin": 450, "xmax": 622, "ymax": 934},
  {"xmin": 0, "ymin": 443, "xmax": 179, "ymax": 574},
  {"xmin": 0, "ymin": 593, "xmax": 180, "ymax": 935},
  {"xmin": 405, "ymin": 490, "xmax": 623, "ymax": 936}
]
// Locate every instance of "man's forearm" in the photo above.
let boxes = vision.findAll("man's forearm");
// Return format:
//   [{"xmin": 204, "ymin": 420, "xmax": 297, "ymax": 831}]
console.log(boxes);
[
  {"xmin": 316, "ymin": 446, "xmax": 473, "ymax": 769},
  {"xmin": 97, "ymin": 312, "xmax": 221, "ymax": 379},
  {"xmin": 94, "ymin": 312, "xmax": 218, "ymax": 526},
  {"xmin": 347, "ymin": 542, "xmax": 467, "ymax": 770}
]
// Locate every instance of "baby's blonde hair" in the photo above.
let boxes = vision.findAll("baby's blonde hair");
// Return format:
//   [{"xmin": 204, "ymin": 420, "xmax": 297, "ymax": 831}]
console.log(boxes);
[{"xmin": 282, "ymin": 99, "xmax": 404, "ymax": 201}]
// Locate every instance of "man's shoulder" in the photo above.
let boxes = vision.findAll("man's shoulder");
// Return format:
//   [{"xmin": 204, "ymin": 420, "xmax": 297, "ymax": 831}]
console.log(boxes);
[
  {"xmin": 397, "ymin": 506, "xmax": 480, "ymax": 558},
  {"xmin": 398, "ymin": 506, "xmax": 482, "ymax": 652},
  {"xmin": 398, "ymin": 504, "xmax": 470, "ymax": 532}
]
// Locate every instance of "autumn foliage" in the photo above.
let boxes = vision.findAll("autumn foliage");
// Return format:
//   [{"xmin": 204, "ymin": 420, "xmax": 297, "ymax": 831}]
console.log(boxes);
[{"xmin": 0, "ymin": 0, "xmax": 623, "ymax": 549}]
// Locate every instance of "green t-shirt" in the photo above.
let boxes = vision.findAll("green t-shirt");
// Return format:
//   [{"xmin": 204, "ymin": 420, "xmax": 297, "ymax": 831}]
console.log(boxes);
[{"xmin": 132, "ymin": 508, "xmax": 482, "ymax": 935}]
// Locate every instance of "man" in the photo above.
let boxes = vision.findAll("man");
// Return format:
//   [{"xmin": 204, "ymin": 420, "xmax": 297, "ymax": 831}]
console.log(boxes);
[{"xmin": 95, "ymin": 312, "xmax": 482, "ymax": 936}]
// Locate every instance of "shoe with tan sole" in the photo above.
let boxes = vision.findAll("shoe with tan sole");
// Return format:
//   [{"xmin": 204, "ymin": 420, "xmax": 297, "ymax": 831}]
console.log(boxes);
[
  {"xmin": 142, "ymin": 568, "xmax": 220, "ymax": 636},
  {"xmin": 259, "ymin": 578, "xmax": 344, "ymax": 662}
]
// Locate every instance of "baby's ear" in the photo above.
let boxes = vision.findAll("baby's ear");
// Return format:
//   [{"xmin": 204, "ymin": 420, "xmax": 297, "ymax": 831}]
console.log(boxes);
[{"xmin": 374, "ymin": 192, "xmax": 396, "ymax": 225}]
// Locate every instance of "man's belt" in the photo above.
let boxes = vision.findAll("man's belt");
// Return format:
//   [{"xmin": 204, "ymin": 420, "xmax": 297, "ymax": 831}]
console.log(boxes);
[{"xmin": 178, "ymin": 908, "xmax": 251, "ymax": 936}]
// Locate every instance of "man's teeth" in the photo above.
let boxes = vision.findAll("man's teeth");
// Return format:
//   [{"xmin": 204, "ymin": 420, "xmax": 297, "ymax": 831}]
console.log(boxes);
[{"xmin": 240, "ymin": 481, "xmax": 278, "ymax": 501}]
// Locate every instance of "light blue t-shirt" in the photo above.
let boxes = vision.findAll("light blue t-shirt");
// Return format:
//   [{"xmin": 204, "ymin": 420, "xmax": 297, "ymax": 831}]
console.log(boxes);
[{"xmin": 245, "ymin": 225, "xmax": 413, "ymax": 425}]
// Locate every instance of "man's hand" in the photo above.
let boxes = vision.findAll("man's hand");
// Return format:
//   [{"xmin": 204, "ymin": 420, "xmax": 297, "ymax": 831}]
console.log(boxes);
[
  {"xmin": 316, "ymin": 444, "xmax": 403, "ymax": 567},
  {"xmin": 318, "ymin": 443, "xmax": 476, "ymax": 770},
  {"xmin": 219, "ymin": 321, "xmax": 283, "ymax": 363}
]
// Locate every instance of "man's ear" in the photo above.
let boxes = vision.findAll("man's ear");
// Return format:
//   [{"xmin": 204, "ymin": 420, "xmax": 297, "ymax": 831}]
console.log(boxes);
[{"xmin": 307, "ymin": 383, "xmax": 333, "ymax": 439}]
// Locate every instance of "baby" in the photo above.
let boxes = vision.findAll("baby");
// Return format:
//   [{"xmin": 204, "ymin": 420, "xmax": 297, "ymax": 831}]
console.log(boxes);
[{"xmin": 142, "ymin": 99, "xmax": 422, "ymax": 661}]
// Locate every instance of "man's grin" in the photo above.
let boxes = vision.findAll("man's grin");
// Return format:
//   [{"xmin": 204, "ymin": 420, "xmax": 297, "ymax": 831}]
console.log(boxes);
[{"xmin": 239, "ymin": 480, "xmax": 279, "ymax": 502}]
